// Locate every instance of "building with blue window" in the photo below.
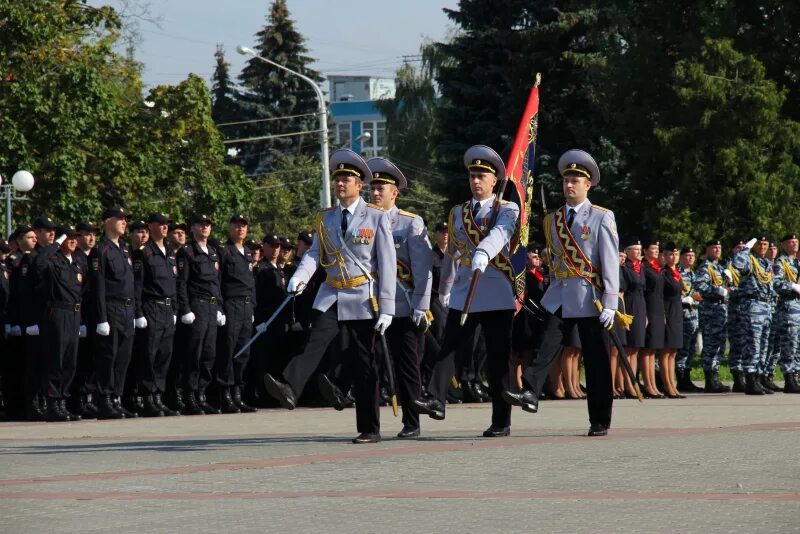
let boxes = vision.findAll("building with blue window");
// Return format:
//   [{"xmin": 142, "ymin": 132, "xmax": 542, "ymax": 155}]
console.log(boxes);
[{"xmin": 328, "ymin": 75, "xmax": 395, "ymax": 157}]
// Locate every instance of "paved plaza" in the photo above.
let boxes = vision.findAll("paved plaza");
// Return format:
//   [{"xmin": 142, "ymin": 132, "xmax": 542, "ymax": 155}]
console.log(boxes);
[{"xmin": 1, "ymin": 393, "xmax": 799, "ymax": 533}]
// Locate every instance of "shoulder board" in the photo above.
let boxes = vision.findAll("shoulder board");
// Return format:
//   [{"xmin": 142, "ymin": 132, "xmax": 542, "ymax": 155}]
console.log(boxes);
[
  {"xmin": 398, "ymin": 209, "xmax": 416, "ymax": 218},
  {"xmin": 366, "ymin": 202, "xmax": 384, "ymax": 211},
  {"xmin": 590, "ymin": 204, "xmax": 610, "ymax": 213},
  {"xmin": 500, "ymin": 200, "xmax": 510, "ymax": 205}
]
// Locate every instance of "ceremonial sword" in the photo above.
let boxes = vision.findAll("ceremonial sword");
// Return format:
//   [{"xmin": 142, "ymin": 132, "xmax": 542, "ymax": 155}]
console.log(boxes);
[{"xmin": 233, "ymin": 287, "xmax": 301, "ymax": 360}]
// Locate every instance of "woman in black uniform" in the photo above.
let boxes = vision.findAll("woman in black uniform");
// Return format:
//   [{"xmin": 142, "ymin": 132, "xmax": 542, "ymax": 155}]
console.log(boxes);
[
  {"xmin": 621, "ymin": 238, "xmax": 646, "ymax": 398},
  {"xmin": 660, "ymin": 242, "xmax": 685, "ymax": 398},
  {"xmin": 641, "ymin": 239, "xmax": 665, "ymax": 398},
  {"xmin": 512, "ymin": 246, "xmax": 547, "ymax": 391}
]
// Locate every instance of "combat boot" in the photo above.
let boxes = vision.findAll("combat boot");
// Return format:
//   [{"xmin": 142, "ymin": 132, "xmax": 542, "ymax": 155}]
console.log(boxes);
[
  {"xmin": 677, "ymin": 370, "xmax": 702, "ymax": 393},
  {"xmin": 59, "ymin": 400, "xmax": 81, "ymax": 421},
  {"xmin": 182, "ymin": 390, "xmax": 204, "ymax": 415},
  {"xmin": 114, "ymin": 396, "xmax": 138, "ymax": 418},
  {"xmin": 169, "ymin": 387, "xmax": 186, "ymax": 413},
  {"xmin": 80, "ymin": 394, "xmax": 99, "ymax": 418},
  {"xmin": 26, "ymin": 396, "xmax": 46, "ymax": 421},
  {"xmin": 140, "ymin": 395, "xmax": 164, "ymax": 417},
  {"xmin": 198, "ymin": 391, "xmax": 221, "ymax": 414},
  {"xmin": 731, "ymin": 371, "xmax": 746, "ymax": 393},
  {"xmin": 231, "ymin": 385, "xmax": 257, "ymax": 413},
  {"xmin": 97, "ymin": 395, "xmax": 125, "ymax": 419},
  {"xmin": 745, "ymin": 373, "xmax": 766, "ymax": 395},
  {"xmin": 153, "ymin": 393, "xmax": 180, "ymax": 416},
  {"xmin": 761, "ymin": 375, "xmax": 781, "ymax": 392},
  {"xmin": 704, "ymin": 370, "xmax": 730, "ymax": 393},
  {"xmin": 46, "ymin": 398, "xmax": 70, "ymax": 422},
  {"xmin": 218, "ymin": 388, "xmax": 240, "ymax": 414},
  {"xmin": 784, "ymin": 373, "xmax": 800, "ymax": 394}
]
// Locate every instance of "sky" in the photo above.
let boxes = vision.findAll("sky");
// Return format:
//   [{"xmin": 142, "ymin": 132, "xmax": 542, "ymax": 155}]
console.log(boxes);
[{"xmin": 95, "ymin": 0, "xmax": 461, "ymax": 90}]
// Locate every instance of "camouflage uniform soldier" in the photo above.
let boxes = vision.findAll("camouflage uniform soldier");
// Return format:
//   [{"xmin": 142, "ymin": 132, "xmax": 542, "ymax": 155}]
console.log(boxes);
[
  {"xmin": 725, "ymin": 241, "xmax": 747, "ymax": 392},
  {"xmin": 769, "ymin": 234, "xmax": 800, "ymax": 393},
  {"xmin": 731, "ymin": 236, "xmax": 776, "ymax": 395},
  {"xmin": 676, "ymin": 247, "xmax": 703, "ymax": 392},
  {"xmin": 693, "ymin": 239, "xmax": 731, "ymax": 393}
]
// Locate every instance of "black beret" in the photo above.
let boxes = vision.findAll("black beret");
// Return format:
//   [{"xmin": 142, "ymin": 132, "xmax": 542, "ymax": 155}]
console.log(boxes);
[
  {"xmin": 434, "ymin": 222, "xmax": 448, "ymax": 233},
  {"xmin": 662, "ymin": 242, "xmax": 679, "ymax": 252},
  {"xmin": 262, "ymin": 234, "xmax": 279, "ymax": 246},
  {"xmin": 705, "ymin": 239, "xmax": 721, "ymax": 247},
  {"xmin": 781, "ymin": 234, "xmax": 798, "ymax": 242},
  {"xmin": 680, "ymin": 247, "xmax": 695, "ymax": 255},
  {"xmin": 168, "ymin": 222, "xmax": 187, "ymax": 232}
]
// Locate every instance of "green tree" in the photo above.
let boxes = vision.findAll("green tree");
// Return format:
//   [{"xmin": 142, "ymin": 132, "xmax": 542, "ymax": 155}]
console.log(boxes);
[
  {"xmin": 237, "ymin": 0, "xmax": 322, "ymax": 175},
  {"xmin": 210, "ymin": 45, "xmax": 240, "ymax": 125}
]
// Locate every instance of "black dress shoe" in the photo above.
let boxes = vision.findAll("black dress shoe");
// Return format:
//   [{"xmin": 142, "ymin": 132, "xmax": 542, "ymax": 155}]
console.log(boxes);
[
  {"xmin": 501, "ymin": 389, "xmax": 538, "ymax": 413},
  {"xmin": 482, "ymin": 426, "xmax": 510, "ymax": 437},
  {"xmin": 410, "ymin": 398, "xmax": 445, "ymax": 420},
  {"xmin": 263, "ymin": 374, "xmax": 296, "ymax": 410},
  {"xmin": 352, "ymin": 432, "xmax": 381, "ymax": 444},
  {"xmin": 396, "ymin": 426, "xmax": 420, "ymax": 439},
  {"xmin": 317, "ymin": 374, "xmax": 346, "ymax": 411},
  {"xmin": 473, "ymin": 381, "xmax": 492, "ymax": 402},
  {"xmin": 588, "ymin": 423, "xmax": 608, "ymax": 436}
]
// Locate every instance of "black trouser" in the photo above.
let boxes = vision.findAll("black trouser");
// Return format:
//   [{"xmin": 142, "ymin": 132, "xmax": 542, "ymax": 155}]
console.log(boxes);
[
  {"xmin": 283, "ymin": 305, "xmax": 380, "ymax": 434},
  {"xmin": 167, "ymin": 321, "xmax": 187, "ymax": 393},
  {"xmin": 138, "ymin": 300, "xmax": 176, "ymax": 394},
  {"xmin": 521, "ymin": 309, "xmax": 613, "ymax": 427},
  {"xmin": 420, "ymin": 298, "xmax": 445, "ymax": 385},
  {"xmin": 385, "ymin": 317, "xmax": 422, "ymax": 430},
  {"xmin": 429, "ymin": 309, "xmax": 514, "ymax": 428},
  {"xmin": 72, "ymin": 329, "xmax": 96, "ymax": 396},
  {"xmin": 184, "ymin": 299, "xmax": 217, "ymax": 393},
  {"xmin": 216, "ymin": 296, "xmax": 254, "ymax": 387},
  {"xmin": 93, "ymin": 299, "xmax": 135, "ymax": 396},
  {"xmin": 2, "ymin": 335, "xmax": 27, "ymax": 418},
  {"xmin": 25, "ymin": 334, "xmax": 44, "ymax": 401},
  {"xmin": 459, "ymin": 325, "xmax": 487, "ymax": 383},
  {"xmin": 42, "ymin": 305, "xmax": 80, "ymax": 399}
]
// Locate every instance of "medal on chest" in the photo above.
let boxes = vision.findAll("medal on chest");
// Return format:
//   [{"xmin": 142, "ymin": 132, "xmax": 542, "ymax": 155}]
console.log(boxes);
[
  {"xmin": 581, "ymin": 225, "xmax": 590, "ymax": 240},
  {"xmin": 352, "ymin": 228, "xmax": 374, "ymax": 245}
]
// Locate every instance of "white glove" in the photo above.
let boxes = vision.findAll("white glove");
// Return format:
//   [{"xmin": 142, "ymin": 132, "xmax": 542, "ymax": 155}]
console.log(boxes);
[
  {"xmin": 791, "ymin": 283, "xmax": 800, "ymax": 296},
  {"xmin": 598, "ymin": 308, "xmax": 615, "ymax": 329},
  {"xmin": 251, "ymin": 315, "xmax": 255, "ymax": 324},
  {"xmin": 173, "ymin": 315, "xmax": 177, "ymax": 325},
  {"xmin": 287, "ymin": 277, "xmax": 304, "ymax": 294},
  {"xmin": 744, "ymin": 238, "xmax": 757, "ymax": 250},
  {"xmin": 216, "ymin": 310, "xmax": 226, "ymax": 326},
  {"xmin": 471, "ymin": 250, "xmax": 489, "ymax": 273},
  {"xmin": 25, "ymin": 324, "xmax": 40, "ymax": 336},
  {"xmin": 8, "ymin": 325, "xmax": 22, "ymax": 337},
  {"xmin": 55, "ymin": 233, "xmax": 67, "ymax": 245},
  {"xmin": 134, "ymin": 317, "xmax": 147, "ymax": 329},
  {"xmin": 439, "ymin": 293, "xmax": 450, "ymax": 308},
  {"xmin": 255, "ymin": 322, "xmax": 267, "ymax": 334},
  {"xmin": 96, "ymin": 322, "xmax": 110, "ymax": 336},
  {"xmin": 412, "ymin": 308, "xmax": 427, "ymax": 326},
  {"xmin": 375, "ymin": 313, "xmax": 392, "ymax": 334},
  {"xmin": 720, "ymin": 288, "xmax": 729, "ymax": 298},
  {"xmin": 723, "ymin": 269, "xmax": 733, "ymax": 282},
  {"xmin": 79, "ymin": 325, "xmax": 87, "ymax": 338},
  {"xmin": 681, "ymin": 296, "xmax": 694, "ymax": 305},
  {"xmin": 180, "ymin": 312, "xmax": 195, "ymax": 325}
]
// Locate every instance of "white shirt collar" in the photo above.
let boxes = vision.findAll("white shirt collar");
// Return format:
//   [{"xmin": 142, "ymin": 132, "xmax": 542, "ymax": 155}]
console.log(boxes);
[
  {"xmin": 340, "ymin": 196, "xmax": 361, "ymax": 213},
  {"xmin": 472, "ymin": 195, "xmax": 495, "ymax": 209},
  {"xmin": 565, "ymin": 199, "xmax": 588, "ymax": 213}
]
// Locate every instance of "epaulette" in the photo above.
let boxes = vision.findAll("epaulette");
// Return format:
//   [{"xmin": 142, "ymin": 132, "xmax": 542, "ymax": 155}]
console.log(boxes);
[
  {"xmin": 366, "ymin": 202, "xmax": 384, "ymax": 211},
  {"xmin": 500, "ymin": 200, "xmax": 510, "ymax": 205},
  {"xmin": 398, "ymin": 209, "xmax": 417, "ymax": 218},
  {"xmin": 591, "ymin": 204, "xmax": 609, "ymax": 213}
]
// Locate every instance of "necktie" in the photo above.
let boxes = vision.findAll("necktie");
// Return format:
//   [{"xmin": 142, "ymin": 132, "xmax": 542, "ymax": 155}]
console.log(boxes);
[
  {"xmin": 341, "ymin": 209, "xmax": 349, "ymax": 237},
  {"xmin": 567, "ymin": 208, "xmax": 576, "ymax": 229},
  {"xmin": 472, "ymin": 201, "xmax": 481, "ymax": 219}
]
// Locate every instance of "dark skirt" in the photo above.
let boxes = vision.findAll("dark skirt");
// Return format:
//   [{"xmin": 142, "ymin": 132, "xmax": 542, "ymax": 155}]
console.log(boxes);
[
  {"xmin": 663, "ymin": 297, "xmax": 683, "ymax": 348},
  {"xmin": 644, "ymin": 264, "xmax": 665, "ymax": 349},
  {"xmin": 624, "ymin": 292, "xmax": 646, "ymax": 348}
]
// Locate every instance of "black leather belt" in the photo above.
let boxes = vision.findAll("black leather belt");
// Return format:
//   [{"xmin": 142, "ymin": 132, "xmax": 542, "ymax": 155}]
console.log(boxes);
[
  {"xmin": 110, "ymin": 297, "xmax": 134, "ymax": 306},
  {"xmin": 228, "ymin": 296, "xmax": 252, "ymax": 303},
  {"xmin": 147, "ymin": 297, "xmax": 173, "ymax": 306},
  {"xmin": 194, "ymin": 296, "xmax": 218, "ymax": 304},
  {"xmin": 49, "ymin": 301, "xmax": 81, "ymax": 312}
]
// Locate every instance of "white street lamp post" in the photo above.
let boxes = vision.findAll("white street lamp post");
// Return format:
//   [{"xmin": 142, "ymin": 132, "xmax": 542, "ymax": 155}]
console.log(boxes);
[
  {"xmin": 237, "ymin": 45, "xmax": 332, "ymax": 208},
  {"xmin": 0, "ymin": 170, "xmax": 35, "ymax": 237}
]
